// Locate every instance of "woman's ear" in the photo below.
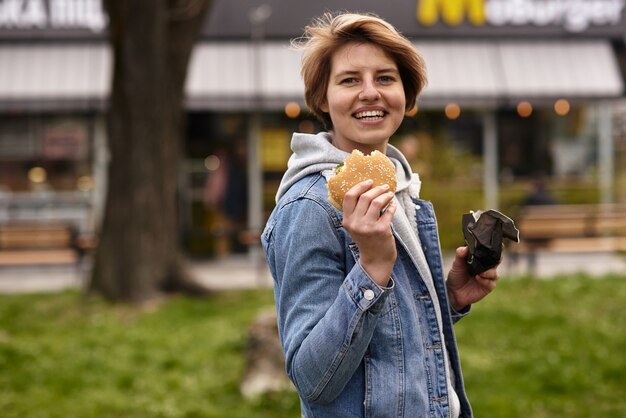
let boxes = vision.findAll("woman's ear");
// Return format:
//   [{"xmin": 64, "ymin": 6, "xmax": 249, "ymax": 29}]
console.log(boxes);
[{"xmin": 321, "ymin": 100, "xmax": 329, "ymax": 113}]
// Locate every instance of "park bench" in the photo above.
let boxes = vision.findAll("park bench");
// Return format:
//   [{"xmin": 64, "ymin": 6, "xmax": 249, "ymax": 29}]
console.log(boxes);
[
  {"xmin": 0, "ymin": 222, "xmax": 95, "ymax": 266},
  {"xmin": 514, "ymin": 203, "xmax": 626, "ymax": 254}
]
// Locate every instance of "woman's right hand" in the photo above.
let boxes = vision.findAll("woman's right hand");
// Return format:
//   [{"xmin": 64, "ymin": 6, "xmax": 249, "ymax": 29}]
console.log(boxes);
[{"xmin": 341, "ymin": 180, "xmax": 397, "ymax": 287}]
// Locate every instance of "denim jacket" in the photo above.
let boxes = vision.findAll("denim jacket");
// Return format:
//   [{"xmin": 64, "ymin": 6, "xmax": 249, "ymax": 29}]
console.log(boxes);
[{"xmin": 262, "ymin": 172, "xmax": 473, "ymax": 418}]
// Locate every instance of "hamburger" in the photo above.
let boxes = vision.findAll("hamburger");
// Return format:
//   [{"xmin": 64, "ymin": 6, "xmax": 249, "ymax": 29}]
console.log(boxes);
[{"xmin": 327, "ymin": 150, "xmax": 397, "ymax": 211}]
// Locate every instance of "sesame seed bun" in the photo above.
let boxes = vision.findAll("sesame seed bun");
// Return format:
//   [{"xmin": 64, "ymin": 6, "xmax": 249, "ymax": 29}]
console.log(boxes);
[{"xmin": 327, "ymin": 150, "xmax": 397, "ymax": 211}]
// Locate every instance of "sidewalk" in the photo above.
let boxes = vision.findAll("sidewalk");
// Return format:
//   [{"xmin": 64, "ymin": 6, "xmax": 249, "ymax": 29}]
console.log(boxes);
[
  {"xmin": 0, "ymin": 254, "xmax": 274, "ymax": 294},
  {"xmin": 0, "ymin": 251, "xmax": 624, "ymax": 295}
]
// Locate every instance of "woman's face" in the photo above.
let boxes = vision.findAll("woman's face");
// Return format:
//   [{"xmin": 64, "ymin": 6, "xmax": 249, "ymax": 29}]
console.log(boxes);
[{"xmin": 322, "ymin": 42, "xmax": 406, "ymax": 154}]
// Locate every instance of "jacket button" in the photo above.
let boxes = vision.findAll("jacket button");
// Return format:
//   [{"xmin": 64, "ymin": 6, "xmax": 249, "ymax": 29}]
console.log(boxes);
[{"xmin": 363, "ymin": 289, "xmax": 375, "ymax": 301}]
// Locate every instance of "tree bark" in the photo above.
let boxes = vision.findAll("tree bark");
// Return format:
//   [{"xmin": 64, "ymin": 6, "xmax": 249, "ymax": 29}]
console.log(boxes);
[{"xmin": 90, "ymin": 0, "xmax": 211, "ymax": 302}]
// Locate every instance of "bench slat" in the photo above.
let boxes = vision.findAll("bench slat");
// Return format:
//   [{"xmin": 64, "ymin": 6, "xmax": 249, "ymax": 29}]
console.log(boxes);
[
  {"xmin": 0, "ymin": 222, "xmax": 85, "ymax": 266},
  {"xmin": 0, "ymin": 249, "xmax": 78, "ymax": 266},
  {"xmin": 0, "ymin": 229, "xmax": 73, "ymax": 249}
]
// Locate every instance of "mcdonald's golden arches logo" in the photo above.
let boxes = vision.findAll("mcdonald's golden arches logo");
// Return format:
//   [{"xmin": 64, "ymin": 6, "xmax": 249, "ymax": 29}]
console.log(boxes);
[{"xmin": 417, "ymin": 0, "xmax": 487, "ymax": 26}]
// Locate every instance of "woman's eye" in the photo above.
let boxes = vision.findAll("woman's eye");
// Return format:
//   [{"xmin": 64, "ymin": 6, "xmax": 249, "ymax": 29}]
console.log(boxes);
[
  {"xmin": 340, "ymin": 77, "xmax": 358, "ymax": 85},
  {"xmin": 378, "ymin": 75, "xmax": 395, "ymax": 84}
]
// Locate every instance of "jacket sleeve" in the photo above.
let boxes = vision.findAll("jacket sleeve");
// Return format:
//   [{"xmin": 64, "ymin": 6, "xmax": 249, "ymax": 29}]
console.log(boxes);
[{"xmin": 263, "ymin": 196, "xmax": 393, "ymax": 404}]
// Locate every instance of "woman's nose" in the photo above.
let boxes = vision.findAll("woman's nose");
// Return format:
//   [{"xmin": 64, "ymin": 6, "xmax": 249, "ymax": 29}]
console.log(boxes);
[{"xmin": 359, "ymin": 79, "xmax": 381, "ymax": 101}]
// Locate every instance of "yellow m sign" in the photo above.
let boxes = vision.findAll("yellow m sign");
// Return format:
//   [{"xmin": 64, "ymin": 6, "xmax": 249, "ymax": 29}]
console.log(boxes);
[{"xmin": 417, "ymin": 0, "xmax": 486, "ymax": 26}]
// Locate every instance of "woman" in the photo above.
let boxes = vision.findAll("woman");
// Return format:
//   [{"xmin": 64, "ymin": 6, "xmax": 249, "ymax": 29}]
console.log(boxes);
[{"xmin": 261, "ymin": 12, "xmax": 500, "ymax": 418}]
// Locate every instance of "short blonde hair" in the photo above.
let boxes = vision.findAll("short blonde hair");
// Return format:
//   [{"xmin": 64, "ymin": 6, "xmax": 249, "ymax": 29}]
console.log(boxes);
[{"xmin": 293, "ymin": 12, "xmax": 427, "ymax": 129}]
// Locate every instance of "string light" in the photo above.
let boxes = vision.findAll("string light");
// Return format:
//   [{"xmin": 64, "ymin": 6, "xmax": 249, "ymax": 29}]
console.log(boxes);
[
  {"xmin": 445, "ymin": 103, "xmax": 461, "ymax": 120},
  {"xmin": 27, "ymin": 167, "xmax": 46, "ymax": 183},
  {"xmin": 284, "ymin": 101, "xmax": 301, "ymax": 118},
  {"xmin": 517, "ymin": 101, "xmax": 533, "ymax": 118},
  {"xmin": 554, "ymin": 99, "xmax": 570, "ymax": 116}
]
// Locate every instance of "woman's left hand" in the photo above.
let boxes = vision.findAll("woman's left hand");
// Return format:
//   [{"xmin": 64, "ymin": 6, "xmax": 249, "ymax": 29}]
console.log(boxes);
[{"xmin": 446, "ymin": 246, "xmax": 499, "ymax": 312}]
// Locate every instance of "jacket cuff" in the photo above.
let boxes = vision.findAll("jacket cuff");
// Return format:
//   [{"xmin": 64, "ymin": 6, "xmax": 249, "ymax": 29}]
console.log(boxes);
[
  {"xmin": 450, "ymin": 304, "xmax": 471, "ymax": 323},
  {"xmin": 343, "ymin": 263, "xmax": 394, "ymax": 313}
]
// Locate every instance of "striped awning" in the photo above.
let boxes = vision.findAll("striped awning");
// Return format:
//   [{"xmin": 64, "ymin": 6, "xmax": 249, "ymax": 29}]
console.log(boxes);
[{"xmin": 0, "ymin": 40, "xmax": 622, "ymax": 111}]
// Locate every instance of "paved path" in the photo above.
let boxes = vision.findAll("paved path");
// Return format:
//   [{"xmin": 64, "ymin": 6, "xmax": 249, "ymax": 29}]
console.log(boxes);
[{"xmin": 0, "ymin": 251, "xmax": 624, "ymax": 294}]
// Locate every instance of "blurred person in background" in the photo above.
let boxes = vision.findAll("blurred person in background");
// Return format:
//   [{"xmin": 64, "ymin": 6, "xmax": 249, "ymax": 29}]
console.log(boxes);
[
  {"xmin": 262, "ymin": 12, "xmax": 503, "ymax": 418},
  {"xmin": 516, "ymin": 174, "xmax": 557, "ymax": 273},
  {"xmin": 204, "ymin": 141, "xmax": 248, "ymax": 256},
  {"xmin": 522, "ymin": 175, "xmax": 557, "ymax": 207}
]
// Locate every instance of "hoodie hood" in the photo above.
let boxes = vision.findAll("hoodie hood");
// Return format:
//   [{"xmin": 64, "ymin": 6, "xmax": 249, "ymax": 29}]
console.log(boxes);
[{"xmin": 275, "ymin": 131, "xmax": 420, "ymax": 203}]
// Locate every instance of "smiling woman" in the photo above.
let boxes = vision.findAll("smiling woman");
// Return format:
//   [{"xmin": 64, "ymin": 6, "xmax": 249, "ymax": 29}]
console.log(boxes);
[
  {"xmin": 262, "ymin": 11, "xmax": 508, "ymax": 418},
  {"xmin": 295, "ymin": 12, "xmax": 426, "ymax": 132}
]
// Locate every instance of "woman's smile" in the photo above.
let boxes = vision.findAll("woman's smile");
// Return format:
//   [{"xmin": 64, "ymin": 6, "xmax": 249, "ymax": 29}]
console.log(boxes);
[{"xmin": 353, "ymin": 108, "xmax": 387, "ymax": 121}]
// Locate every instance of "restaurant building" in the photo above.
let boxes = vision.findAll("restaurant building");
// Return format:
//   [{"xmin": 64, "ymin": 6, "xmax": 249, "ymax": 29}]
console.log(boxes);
[{"xmin": 0, "ymin": 0, "xmax": 624, "ymax": 257}]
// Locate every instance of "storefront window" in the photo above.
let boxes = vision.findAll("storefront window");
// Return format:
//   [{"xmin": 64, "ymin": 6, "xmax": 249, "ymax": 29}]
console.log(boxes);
[
  {"xmin": 0, "ymin": 114, "xmax": 95, "ymax": 233},
  {"xmin": 498, "ymin": 105, "xmax": 600, "ymax": 180},
  {"xmin": 0, "ymin": 115, "xmax": 92, "ymax": 192}
]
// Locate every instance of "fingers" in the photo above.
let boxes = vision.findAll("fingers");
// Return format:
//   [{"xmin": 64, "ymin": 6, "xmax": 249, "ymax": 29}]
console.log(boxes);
[
  {"xmin": 476, "ymin": 267, "xmax": 499, "ymax": 291},
  {"xmin": 362, "ymin": 189, "xmax": 394, "ymax": 218},
  {"xmin": 454, "ymin": 246, "xmax": 499, "ymax": 281},
  {"xmin": 478, "ymin": 267, "xmax": 498, "ymax": 281},
  {"xmin": 455, "ymin": 246, "xmax": 469, "ymax": 258},
  {"xmin": 342, "ymin": 180, "xmax": 373, "ymax": 214},
  {"xmin": 343, "ymin": 180, "xmax": 394, "ymax": 218},
  {"xmin": 380, "ymin": 199, "xmax": 397, "ymax": 222},
  {"xmin": 450, "ymin": 246, "xmax": 470, "ymax": 272}
]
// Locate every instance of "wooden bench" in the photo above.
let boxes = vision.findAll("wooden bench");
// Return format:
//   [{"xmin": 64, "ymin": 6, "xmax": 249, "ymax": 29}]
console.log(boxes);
[
  {"xmin": 0, "ymin": 222, "xmax": 95, "ymax": 266},
  {"xmin": 514, "ymin": 203, "xmax": 626, "ymax": 254}
]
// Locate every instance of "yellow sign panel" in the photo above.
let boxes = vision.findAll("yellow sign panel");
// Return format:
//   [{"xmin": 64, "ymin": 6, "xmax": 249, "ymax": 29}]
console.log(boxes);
[
  {"xmin": 261, "ymin": 128, "xmax": 290, "ymax": 171},
  {"xmin": 417, "ymin": 0, "xmax": 625, "ymax": 32},
  {"xmin": 417, "ymin": 0, "xmax": 486, "ymax": 26}
]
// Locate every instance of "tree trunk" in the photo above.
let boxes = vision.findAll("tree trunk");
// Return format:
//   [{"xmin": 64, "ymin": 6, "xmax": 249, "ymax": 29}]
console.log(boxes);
[{"xmin": 90, "ymin": 0, "xmax": 211, "ymax": 302}]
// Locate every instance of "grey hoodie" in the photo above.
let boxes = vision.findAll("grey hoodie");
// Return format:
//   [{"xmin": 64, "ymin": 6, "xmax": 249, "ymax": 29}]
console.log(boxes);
[{"xmin": 275, "ymin": 131, "xmax": 461, "ymax": 418}]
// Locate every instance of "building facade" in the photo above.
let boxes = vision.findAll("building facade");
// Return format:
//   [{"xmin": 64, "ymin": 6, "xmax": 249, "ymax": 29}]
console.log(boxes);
[{"xmin": 0, "ymin": 0, "xmax": 624, "ymax": 256}]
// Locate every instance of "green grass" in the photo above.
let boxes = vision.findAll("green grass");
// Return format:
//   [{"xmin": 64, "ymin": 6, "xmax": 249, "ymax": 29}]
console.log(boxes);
[
  {"xmin": 457, "ymin": 274, "xmax": 626, "ymax": 418},
  {"xmin": 1, "ymin": 275, "xmax": 625, "ymax": 417},
  {"xmin": 0, "ymin": 290, "xmax": 299, "ymax": 418}
]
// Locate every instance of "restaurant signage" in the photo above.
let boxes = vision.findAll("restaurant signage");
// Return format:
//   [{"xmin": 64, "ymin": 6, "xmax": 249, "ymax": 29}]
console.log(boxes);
[
  {"xmin": 0, "ymin": 0, "xmax": 105, "ymax": 33},
  {"xmin": 0, "ymin": 0, "xmax": 624, "ymax": 39},
  {"xmin": 417, "ymin": 0, "xmax": 626, "ymax": 33}
]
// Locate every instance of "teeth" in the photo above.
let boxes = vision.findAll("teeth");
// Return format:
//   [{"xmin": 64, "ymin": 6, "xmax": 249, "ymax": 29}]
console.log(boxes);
[{"xmin": 355, "ymin": 110, "xmax": 385, "ymax": 119}]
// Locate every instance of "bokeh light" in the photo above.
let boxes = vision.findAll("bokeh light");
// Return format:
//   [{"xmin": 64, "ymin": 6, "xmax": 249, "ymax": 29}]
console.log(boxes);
[
  {"xmin": 77, "ymin": 176, "xmax": 94, "ymax": 192},
  {"xmin": 517, "ymin": 101, "xmax": 533, "ymax": 118},
  {"xmin": 554, "ymin": 99, "xmax": 570, "ymax": 116},
  {"xmin": 27, "ymin": 167, "xmax": 46, "ymax": 183},
  {"xmin": 284, "ymin": 101, "xmax": 301, "ymax": 119},
  {"xmin": 445, "ymin": 103, "xmax": 461, "ymax": 120},
  {"xmin": 204, "ymin": 155, "xmax": 221, "ymax": 171}
]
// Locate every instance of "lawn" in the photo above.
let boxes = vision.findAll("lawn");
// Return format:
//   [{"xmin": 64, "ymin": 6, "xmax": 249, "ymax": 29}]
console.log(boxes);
[{"xmin": 0, "ymin": 274, "xmax": 625, "ymax": 418}]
